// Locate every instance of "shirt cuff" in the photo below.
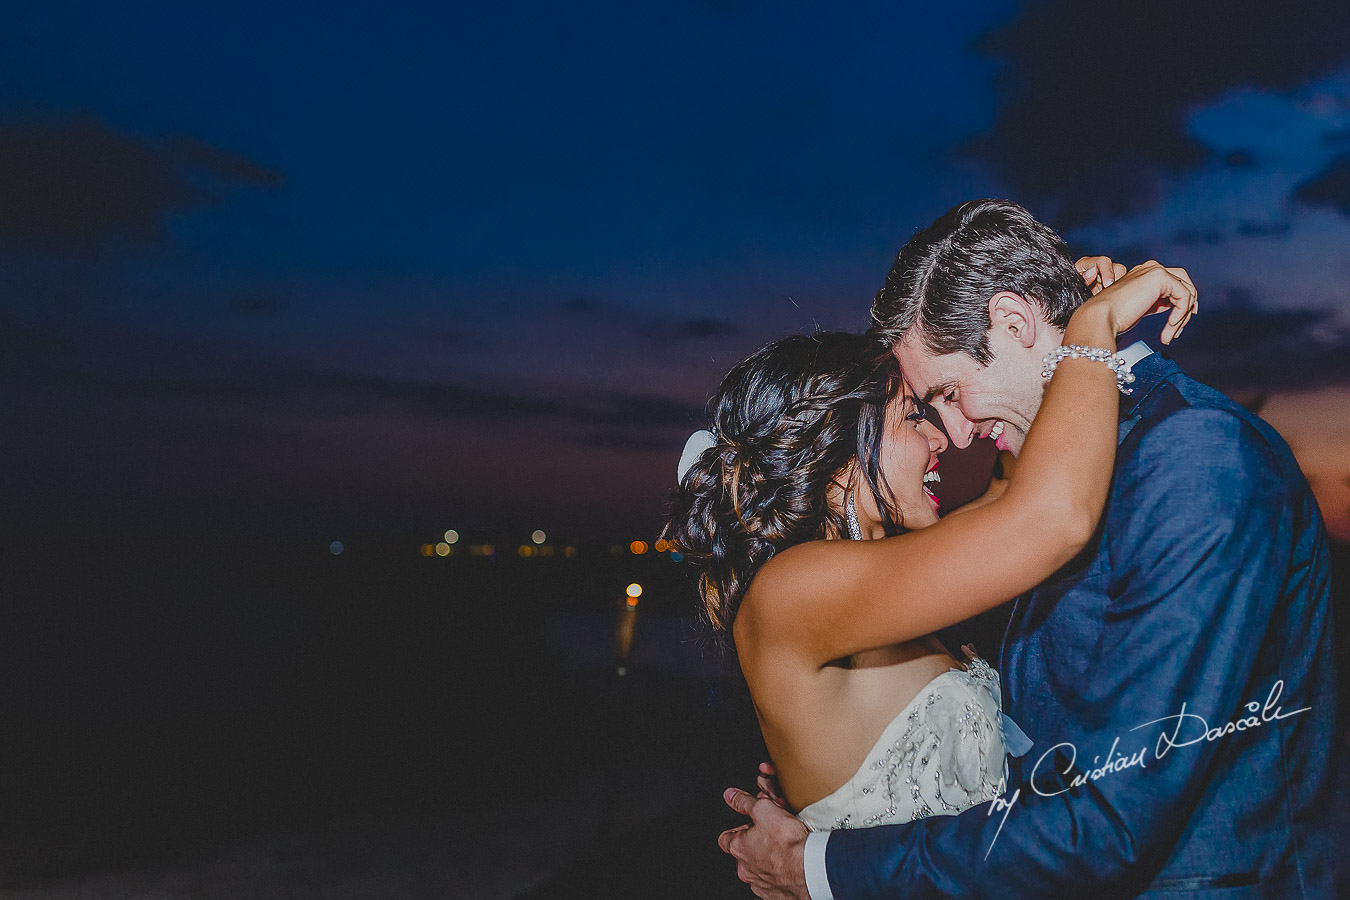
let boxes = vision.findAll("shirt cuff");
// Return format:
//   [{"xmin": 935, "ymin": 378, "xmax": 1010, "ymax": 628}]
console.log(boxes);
[{"xmin": 804, "ymin": 830, "xmax": 835, "ymax": 900}]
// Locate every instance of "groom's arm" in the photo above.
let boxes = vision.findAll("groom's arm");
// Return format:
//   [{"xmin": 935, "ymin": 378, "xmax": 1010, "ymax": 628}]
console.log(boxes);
[{"xmin": 814, "ymin": 407, "xmax": 1300, "ymax": 899}]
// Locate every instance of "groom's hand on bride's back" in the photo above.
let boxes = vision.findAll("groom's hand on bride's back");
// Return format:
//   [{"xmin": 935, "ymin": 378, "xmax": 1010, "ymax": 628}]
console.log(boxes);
[{"xmin": 718, "ymin": 786, "xmax": 810, "ymax": 900}]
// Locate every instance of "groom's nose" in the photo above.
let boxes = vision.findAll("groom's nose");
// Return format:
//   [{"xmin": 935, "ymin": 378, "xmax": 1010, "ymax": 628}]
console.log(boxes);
[{"xmin": 938, "ymin": 407, "xmax": 976, "ymax": 449}]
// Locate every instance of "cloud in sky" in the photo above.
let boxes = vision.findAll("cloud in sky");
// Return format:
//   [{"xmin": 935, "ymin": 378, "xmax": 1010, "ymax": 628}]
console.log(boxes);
[
  {"xmin": 558, "ymin": 295, "xmax": 743, "ymax": 349},
  {"xmin": 1167, "ymin": 305, "xmax": 1350, "ymax": 391},
  {"xmin": 294, "ymin": 368, "xmax": 700, "ymax": 442},
  {"xmin": 1294, "ymin": 153, "xmax": 1350, "ymax": 215},
  {"xmin": 16, "ymin": 330, "xmax": 704, "ymax": 453},
  {"xmin": 1, "ymin": 316, "xmax": 708, "ymax": 538},
  {"xmin": 0, "ymin": 116, "xmax": 281, "ymax": 250},
  {"xmin": 7, "ymin": 1, "xmax": 1350, "ymax": 540},
  {"xmin": 974, "ymin": 0, "xmax": 1350, "ymax": 225},
  {"xmin": 1052, "ymin": 69, "xmax": 1350, "ymax": 343}
]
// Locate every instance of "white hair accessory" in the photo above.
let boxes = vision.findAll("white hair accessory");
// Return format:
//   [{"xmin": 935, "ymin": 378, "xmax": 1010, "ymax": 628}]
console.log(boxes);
[{"xmin": 677, "ymin": 429, "xmax": 717, "ymax": 484}]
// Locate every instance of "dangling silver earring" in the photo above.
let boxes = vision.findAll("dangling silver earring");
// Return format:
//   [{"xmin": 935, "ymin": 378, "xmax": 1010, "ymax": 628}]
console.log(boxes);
[{"xmin": 845, "ymin": 489, "xmax": 864, "ymax": 541}]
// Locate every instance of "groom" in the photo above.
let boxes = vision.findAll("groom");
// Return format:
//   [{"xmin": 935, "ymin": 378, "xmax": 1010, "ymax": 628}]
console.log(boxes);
[{"xmin": 718, "ymin": 199, "xmax": 1342, "ymax": 898}]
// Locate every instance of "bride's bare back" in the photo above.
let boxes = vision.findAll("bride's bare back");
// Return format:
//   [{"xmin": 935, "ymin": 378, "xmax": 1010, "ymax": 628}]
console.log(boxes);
[{"xmin": 738, "ymin": 626, "xmax": 958, "ymax": 810}]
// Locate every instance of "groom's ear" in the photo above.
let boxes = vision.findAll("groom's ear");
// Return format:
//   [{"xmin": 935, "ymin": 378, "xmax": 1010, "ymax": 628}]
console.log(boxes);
[{"xmin": 987, "ymin": 291, "xmax": 1040, "ymax": 349}]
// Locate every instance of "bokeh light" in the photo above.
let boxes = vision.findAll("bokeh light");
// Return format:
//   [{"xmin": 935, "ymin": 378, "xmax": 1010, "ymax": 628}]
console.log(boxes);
[
  {"xmin": 531, "ymin": 529, "xmax": 546, "ymax": 544},
  {"xmin": 435, "ymin": 542, "xmax": 451, "ymax": 557},
  {"xmin": 630, "ymin": 540, "xmax": 648, "ymax": 555},
  {"xmin": 444, "ymin": 529, "xmax": 459, "ymax": 544},
  {"xmin": 626, "ymin": 583, "xmax": 643, "ymax": 598},
  {"xmin": 329, "ymin": 541, "xmax": 344, "ymax": 555}
]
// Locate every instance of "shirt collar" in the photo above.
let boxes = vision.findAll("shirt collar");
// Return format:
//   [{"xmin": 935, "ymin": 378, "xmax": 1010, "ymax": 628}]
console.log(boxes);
[
  {"xmin": 1118, "ymin": 340, "xmax": 1179, "ymax": 425},
  {"xmin": 1117, "ymin": 340, "xmax": 1154, "ymax": 368}
]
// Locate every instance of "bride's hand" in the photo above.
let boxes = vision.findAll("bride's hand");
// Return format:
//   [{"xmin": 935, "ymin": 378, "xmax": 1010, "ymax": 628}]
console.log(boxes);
[
  {"xmin": 1075, "ymin": 255, "xmax": 1127, "ymax": 295},
  {"xmin": 1077, "ymin": 260, "xmax": 1198, "ymax": 344}
]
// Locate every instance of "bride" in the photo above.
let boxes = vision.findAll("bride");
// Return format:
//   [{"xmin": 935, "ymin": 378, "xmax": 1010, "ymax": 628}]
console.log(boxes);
[{"xmin": 663, "ymin": 262, "xmax": 1196, "ymax": 831}]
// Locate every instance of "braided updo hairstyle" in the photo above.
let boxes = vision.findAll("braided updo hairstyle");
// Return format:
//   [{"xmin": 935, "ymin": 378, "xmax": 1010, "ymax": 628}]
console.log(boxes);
[{"xmin": 664, "ymin": 332, "xmax": 904, "ymax": 640}]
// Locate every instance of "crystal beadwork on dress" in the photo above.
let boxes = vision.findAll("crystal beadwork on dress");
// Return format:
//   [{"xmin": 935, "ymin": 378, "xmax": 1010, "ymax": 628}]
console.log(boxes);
[{"xmin": 797, "ymin": 655, "xmax": 1009, "ymax": 832}]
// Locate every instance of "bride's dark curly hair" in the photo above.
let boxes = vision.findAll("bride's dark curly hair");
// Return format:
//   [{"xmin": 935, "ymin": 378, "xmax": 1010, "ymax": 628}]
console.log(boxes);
[{"xmin": 664, "ymin": 331, "xmax": 905, "ymax": 638}]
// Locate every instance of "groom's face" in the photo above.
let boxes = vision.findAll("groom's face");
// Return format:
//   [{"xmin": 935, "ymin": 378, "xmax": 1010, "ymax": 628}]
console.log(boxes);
[{"xmin": 893, "ymin": 327, "xmax": 1047, "ymax": 457}]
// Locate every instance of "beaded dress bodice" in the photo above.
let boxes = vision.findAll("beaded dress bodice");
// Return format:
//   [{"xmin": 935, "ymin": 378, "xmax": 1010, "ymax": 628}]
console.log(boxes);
[{"xmin": 797, "ymin": 656, "xmax": 1008, "ymax": 832}]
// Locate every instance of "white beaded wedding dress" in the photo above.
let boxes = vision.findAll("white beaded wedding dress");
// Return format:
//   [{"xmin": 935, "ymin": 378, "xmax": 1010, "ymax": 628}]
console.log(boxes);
[{"xmin": 796, "ymin": 654, "xmax": 1010, "ymax": 832}]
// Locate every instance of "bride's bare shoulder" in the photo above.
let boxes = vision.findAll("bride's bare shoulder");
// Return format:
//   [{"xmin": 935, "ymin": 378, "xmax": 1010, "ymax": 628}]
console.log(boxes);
[
  {"xmin": 736, "ymin": 530, "xmax": 933, "ymax": 664},
  {"xmin": 747, "ymin": 538, "xmax": 838, "ymax": 597},
  {"xmin": 737, "ymin": 540, "xmax": 860, "ymax": 640}
]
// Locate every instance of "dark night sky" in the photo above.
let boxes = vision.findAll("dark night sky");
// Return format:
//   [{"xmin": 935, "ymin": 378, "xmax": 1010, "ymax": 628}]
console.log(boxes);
[{"xmin": 3, "ymin": 1, "xmax": 1350, "ymax": 543}]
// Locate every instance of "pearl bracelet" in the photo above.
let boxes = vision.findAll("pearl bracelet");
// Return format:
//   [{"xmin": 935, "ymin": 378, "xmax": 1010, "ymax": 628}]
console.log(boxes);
[{"xmin": 1041, "ymin": 344, "xmax": 1136, "ymax": 395}]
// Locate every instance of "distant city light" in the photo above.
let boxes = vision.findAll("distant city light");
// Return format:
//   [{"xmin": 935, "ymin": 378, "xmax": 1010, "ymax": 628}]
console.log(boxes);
[
  {"xmin": 626, "ymin": 594, "xmax": 640, "ymax": 608},
  {"xmin": 626, "ymin": 583, "xmax": 643, "ymax": 598},
  {"xmin": 670, "ymin": 551, "xmax": 684, "ymax": 562},
  {"xmin": 518, "ymin": 544, "xmax": 534, "ymax": 558},
  {"xmin": 564, "ymin": 546, "xmax": 578, "ymax": 559},
  {"xmin": 435, "ymin": 542, "xmax": 451, "ymax": 556},
  {"xmin": 421, "ymin": 543, "xmax": 434, "ymax": 557},
  {"xmin": 630, "ymin": 540, "xmax": 648, "ymax": 555},
  {"xmin": 444, "ymin": 529, "xmax": 460, "ymax": 544},
  {"xmin": 329, "ymin": 541, "xmax": 344, "ymax": 555},
  {"xmin": 531, "ymin": 530, "xmax": 546, "ymax": 544}
]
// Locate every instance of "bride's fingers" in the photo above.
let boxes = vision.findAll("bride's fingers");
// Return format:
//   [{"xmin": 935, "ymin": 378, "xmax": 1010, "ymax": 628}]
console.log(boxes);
[
  {"xmin": 1160, "ymin": 286, "xmax": 1198, "ymax": 343},
  {"xmin": 1153, "ymin": 266, "xmax": 1197, "ymax": 343},
  {"xmin": 1179, "ymin": 291, "xmax": 1198, "ymax": 331},
  {"xmin": 1165, "ymin": 265, "xmax": 1196, "ymax": 296},
  {"xmin": 1076, "ymin": 256, "xmax": 1125, "ymax": 294},
  {"xmin": 1167, "ymin": 268, "xmax": 1198, "ymax": 321},
  {"xmin": 1178, "ymin": 300, "xmax": 1197, "ymax": 339}
]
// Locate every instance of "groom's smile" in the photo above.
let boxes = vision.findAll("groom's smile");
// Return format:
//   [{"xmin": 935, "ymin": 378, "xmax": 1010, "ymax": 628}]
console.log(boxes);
[
  {"xmin": 893, "ymin": 319, "xmax": 1053, "ymax": 458},
  {"xmin": 894, "ymin": 350, "xmax": 1034, "ymax": 457},
  {"xmin": 983, "ymin": 420, "xmax": 1009, "ymax": 452}
]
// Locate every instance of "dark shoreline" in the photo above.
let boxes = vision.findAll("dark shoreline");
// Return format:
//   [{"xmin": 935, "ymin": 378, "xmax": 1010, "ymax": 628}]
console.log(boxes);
[{"xmin": 0, "ymin": 538, "xmax": 1343, "ymax": 893}]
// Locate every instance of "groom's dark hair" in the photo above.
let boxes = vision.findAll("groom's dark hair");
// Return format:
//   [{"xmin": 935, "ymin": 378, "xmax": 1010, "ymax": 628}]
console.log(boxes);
[{"xmin": 871, "ymin": 199, "xmax": 1089, "ymax": 364}]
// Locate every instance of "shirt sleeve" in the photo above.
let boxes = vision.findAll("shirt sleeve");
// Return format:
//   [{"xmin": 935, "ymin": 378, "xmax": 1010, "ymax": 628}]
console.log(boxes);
[{"xmin": 804, "ymin": 831, "xmax": 835, "ymax": 900}]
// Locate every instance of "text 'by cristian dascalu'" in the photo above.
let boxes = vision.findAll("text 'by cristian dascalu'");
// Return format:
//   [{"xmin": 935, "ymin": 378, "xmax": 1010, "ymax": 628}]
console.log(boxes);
[{"xmin": 982, "ymin": 679, "xmax": 1310, "ymax": 858}]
